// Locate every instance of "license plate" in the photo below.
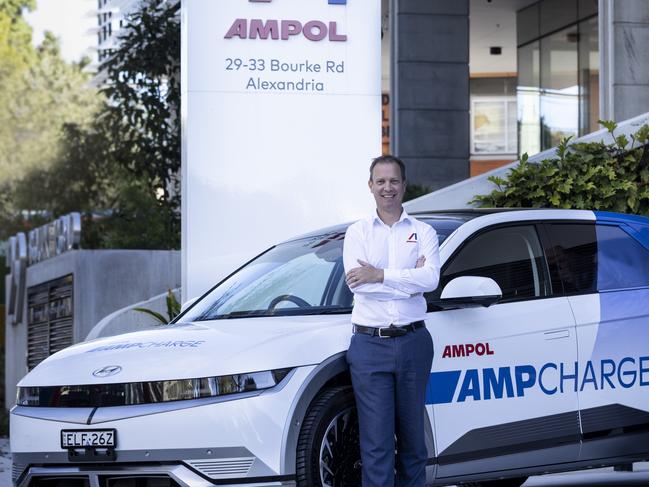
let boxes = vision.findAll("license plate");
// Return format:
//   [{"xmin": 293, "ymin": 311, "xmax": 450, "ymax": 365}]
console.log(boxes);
[{"xmin": 61, "ymin": 429, "xmax": 116, "ymax": 448}]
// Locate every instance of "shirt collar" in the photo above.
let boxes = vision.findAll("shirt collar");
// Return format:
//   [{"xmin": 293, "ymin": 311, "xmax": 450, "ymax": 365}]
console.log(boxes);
[{"xmin": 371, "ymin": 208, "xmax": 411, "ymax": 226}]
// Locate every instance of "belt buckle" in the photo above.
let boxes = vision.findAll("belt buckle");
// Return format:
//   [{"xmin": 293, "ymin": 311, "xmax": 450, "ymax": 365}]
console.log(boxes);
[{"xmin": 378, "ymin": 327, "xmax": 392, "ymax": 338}]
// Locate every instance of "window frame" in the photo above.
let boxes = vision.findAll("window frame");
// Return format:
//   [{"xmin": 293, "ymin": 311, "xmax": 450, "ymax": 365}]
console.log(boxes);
[
  {"xmin": 470, "ymin": 96, "xmax": 518, "ymax": 156},
  {"xmin": 540, "ymin": 220, "xmax": 649, "ymax": 297},
  {"xmin": 539, "ymin": 220, "xmax": 598, "ymax": 297},
  {"xmin": 426, "ymin": 221, "xmax": 557, "ymax": 310},
  {"xmin": 596, "ymin": 222, "xmax": 649, "ymax": 293}
]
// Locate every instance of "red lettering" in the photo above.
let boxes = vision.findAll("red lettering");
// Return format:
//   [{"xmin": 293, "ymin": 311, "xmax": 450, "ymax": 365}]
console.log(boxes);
[
  {"xmin": 303, "ymin": 20, "xmax": 327, "ymax": 41},
  {"xmin": 329, "ymin": 21, "xmax": 347, "ymax": 41},
  {"xmin": 225, "ymin": 18, "xmax": 347, "ymax": 42},
  {"xmin": 444, "ymin": 342, "xmax": 495, "ymax": 358},
  {"xmin": 281, "ymin": 20, "xmax": 302, "ymax": 39},
  {"xmin": 452, "ymin": 344, "xmax": 465, "ymax": 357},
  {"xmin": 224, "ymin": 18, "xmax": 247, "ymax": 39},
  {"xmin": 249, "ymin": 19, "xmax": 279, "ymax": 39}
]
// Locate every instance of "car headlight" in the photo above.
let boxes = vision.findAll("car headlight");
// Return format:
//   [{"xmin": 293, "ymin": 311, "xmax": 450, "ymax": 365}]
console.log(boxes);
[{"xmin": 16, "ymin": 368, "xmax": 293, "ymax": 407}]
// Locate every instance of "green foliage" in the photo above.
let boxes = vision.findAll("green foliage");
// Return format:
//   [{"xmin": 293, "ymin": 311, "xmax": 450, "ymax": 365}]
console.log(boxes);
[
  {"xmin": 0, "ymin": 26, "xmax": 100, "ymax": 183},
  {"xmin": 88, "ymin": 180, "xmax": 180, "ymax": 249},
  {"xmin": 0, "ymin": 2, "xmax": 100, "ymax": 244},
  {"xmin": 101, "ymin": 0, "xmax": 180, "ymax": 206},
  {"xmin": 134, "ymin": 289, "xmax": 181, "ymax": 325},
  {"xmin": 1, "ymin": 0, "xmax": 181, "ymax": 250},
  {"xmin": 0, "ymin": 0, "xmax": 35, "ymax": 17},
  {"xmin": 473, "ymin": 121, "xmax": 649, "ymax": 215}
]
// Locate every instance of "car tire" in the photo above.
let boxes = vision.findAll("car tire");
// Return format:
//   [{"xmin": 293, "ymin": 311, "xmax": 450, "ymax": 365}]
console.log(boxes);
[
  {"xmin": 464, "ymin": 477, "xmax": 528, "ymax": 487},
  {"xmin": 296, "ymin": 385, "xmax": 361, "ymax": 487}
]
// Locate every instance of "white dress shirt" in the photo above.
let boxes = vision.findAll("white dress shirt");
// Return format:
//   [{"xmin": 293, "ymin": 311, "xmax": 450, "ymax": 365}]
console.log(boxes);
[{"xmin": 343, "ymin": 209, "xmax": 441, "ymax": 327}]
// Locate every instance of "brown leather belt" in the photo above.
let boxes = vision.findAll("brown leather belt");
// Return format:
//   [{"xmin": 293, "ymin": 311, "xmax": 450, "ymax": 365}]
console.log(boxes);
[{"xmin": 353, "ymin": 321, "xmax": 426, "ymax": 338}]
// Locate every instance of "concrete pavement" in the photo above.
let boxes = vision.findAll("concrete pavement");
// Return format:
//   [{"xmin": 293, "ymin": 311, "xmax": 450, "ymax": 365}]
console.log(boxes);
[
  {"xmin": 1, "ymin": 437, "xmax": 10, "ymax": 485},
  {"xmin": 1, "ymin": 438, "xmax": 648, "ymax": 487}
]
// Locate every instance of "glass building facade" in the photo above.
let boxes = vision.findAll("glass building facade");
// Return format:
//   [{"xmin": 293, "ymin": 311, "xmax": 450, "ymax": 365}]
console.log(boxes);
[{"xmin": 517, "ymin": 0, "xmax": 599, "ymax": 156}]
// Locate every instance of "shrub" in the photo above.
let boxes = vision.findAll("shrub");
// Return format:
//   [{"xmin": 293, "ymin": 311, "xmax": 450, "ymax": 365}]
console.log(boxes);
[{"xmin": 473, "ymin": 121, "xmax": 649, "ymax": 215}]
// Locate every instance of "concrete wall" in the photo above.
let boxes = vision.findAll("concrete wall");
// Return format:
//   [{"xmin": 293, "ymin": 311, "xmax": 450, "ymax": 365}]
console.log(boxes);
[
  {"xmin": 391, "ymin": 0, "xmax": 470, "ymax": 191},
  {"xmin": 86, "ymin": 288, "xmax": 181, "ymax": 341},
  {"xmin": 600, "ymin": 0, "xmax": 649, "ymax": 121},
  {"xmin": 4, "ymin": 250, "xmax": 180, "ymax": 408}
]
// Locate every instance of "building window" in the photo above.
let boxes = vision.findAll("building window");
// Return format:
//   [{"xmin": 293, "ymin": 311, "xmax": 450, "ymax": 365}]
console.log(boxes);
[
  {"xmin": 518, "ymin": 41, "xmax": 541, "ymax": 156},
  {"xmin": 539, "ymin": 25, "xmax": 579, "ymax": 150},
  {"xmin": 578, "ymin": 16, "xmax": 599, "ymax": 135},
  {"xmin": 471, "ymin": 97, "xmax": 517, "ymax": 155},
  {"xmin": 517, "ymin": 1, "xmax": 598, "ymax": 157}
]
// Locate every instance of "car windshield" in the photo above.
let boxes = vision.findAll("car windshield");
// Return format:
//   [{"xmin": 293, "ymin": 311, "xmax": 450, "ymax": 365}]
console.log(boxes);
[{"xmin": 180, "ymin": 218, "xmax": 462, "ymax": 321}]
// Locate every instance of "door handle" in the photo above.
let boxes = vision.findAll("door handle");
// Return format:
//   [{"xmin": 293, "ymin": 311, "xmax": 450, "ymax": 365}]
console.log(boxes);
[{"xmin": 544, "ymin": 329, "xmax": 570, "ymax": 340}]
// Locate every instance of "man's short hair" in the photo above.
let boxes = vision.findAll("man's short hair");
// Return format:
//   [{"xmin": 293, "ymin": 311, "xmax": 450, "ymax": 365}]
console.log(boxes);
[{"xmin": 369, "ymin": 155, "xmax": 406, "ymax": 182}]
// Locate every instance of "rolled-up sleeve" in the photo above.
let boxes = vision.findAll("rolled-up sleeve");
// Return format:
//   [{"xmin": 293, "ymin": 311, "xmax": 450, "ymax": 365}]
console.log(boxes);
[
  {"xmin": 383, "ymin": 224, "xmax": 440, "ymax": 294},
  {"xmin": 343, "ymin": 224, "xmax": 411, "ymax": 301}
]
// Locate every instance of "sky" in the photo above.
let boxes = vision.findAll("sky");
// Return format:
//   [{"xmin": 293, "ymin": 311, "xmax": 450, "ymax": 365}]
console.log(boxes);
[{"xmin": 24, "ymin": 0, "xmax": 96, "ymax": 63}]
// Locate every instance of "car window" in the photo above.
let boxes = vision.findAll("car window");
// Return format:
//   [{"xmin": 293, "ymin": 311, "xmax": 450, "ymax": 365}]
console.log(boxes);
[
  {"xmin": 184, "ymin": 233, "xmax": 352, "ymax": 320},
  {"xmin": 544, "ymin": 224, "xmax": 598, "ymax": 294},
  {"xmin": 596, "ymin": 224, "xmax": 649, "ymax": 291},
  {"xmin": 428, "ymin": 225, "xmax": 551, "ymax": 303},
  {"xmin": 180, "ymin": 220, "xmax": 457, "ymax": 321},
  {"xmin": 419, "ymin": 218, "xmax": 465, "ymax": 246}
]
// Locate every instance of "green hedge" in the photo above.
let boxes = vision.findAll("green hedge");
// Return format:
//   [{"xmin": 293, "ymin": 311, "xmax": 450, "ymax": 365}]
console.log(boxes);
[{"xmin": 473, "ymin": 121, "xmax": 649, "ymax": 215}]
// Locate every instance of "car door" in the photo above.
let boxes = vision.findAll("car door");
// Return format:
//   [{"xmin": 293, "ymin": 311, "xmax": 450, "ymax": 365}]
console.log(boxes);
[
  {"xmin": 424, "ymin": 223, "xmax": 580, "ymax": 480},
  {"xmin": 544, "ymin": 219, "xmax": 649, "ymax": 461}
]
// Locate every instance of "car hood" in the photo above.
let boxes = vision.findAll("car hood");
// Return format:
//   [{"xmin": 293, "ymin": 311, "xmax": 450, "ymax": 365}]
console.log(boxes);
[{"xmin": 19, "ymin": 315, "xmax": 353, "ymax": 387}]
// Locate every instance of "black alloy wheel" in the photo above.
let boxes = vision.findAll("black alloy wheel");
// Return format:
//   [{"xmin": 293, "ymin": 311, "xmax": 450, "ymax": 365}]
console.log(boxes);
[{"xmin": 296, "ymin": 386, "xmax": 361, "ymax": 487}]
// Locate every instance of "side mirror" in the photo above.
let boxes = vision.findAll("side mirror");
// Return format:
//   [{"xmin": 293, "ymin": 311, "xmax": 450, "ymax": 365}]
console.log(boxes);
[
  {"xmin": 439, "ymin": 276, "xmax": 502, "ymax": 308},
  {"xmin": 180, "ymin": 296, "xmax": 199, "ymax": 314}
]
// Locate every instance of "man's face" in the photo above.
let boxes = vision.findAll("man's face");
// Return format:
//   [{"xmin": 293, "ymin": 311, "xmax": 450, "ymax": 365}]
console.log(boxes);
[{"xmin": 368, "ymin": 162, "xmax": 406, "ymax": 212}]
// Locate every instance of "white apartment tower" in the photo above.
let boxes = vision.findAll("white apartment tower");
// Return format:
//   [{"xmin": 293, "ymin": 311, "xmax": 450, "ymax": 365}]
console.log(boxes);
[{"xmin": 95, "ymin": 0, "xmax": 140, "ymax": 67}]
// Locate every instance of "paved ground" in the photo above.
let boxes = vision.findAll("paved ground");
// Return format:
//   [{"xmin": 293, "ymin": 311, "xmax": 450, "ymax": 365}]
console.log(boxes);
[
  {"xmin": 522, "ymin": 463, "xmax": 649, "ymax": 486},
  {"xmin": 0, "ymin": 437, "xmax": 10, "ymax": 485},
  {"xmin": 0, "ymin": 437, "xmax": 648, "ymax": 487}
]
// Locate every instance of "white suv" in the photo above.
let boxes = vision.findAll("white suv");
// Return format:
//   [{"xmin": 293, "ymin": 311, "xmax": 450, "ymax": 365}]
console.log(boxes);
[{"xmin": 11, "ymin": 209, "xmax": 649, "ymax": 487}]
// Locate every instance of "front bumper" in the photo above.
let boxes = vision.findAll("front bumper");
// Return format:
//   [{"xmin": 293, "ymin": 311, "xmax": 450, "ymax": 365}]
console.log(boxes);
[
  {"xmin": 17, "ymin": 464, "xmax": 296, "ymax": 486},
  {"xmin": 11, "ymin": 366, "xmax": 316, "ymax": 486}
]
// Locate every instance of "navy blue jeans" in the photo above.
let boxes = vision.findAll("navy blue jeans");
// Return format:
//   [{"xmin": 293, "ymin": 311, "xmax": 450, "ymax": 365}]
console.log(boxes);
[{"xmin": 346, "ymin": 326, "xmax": 434, "ymax": 487}]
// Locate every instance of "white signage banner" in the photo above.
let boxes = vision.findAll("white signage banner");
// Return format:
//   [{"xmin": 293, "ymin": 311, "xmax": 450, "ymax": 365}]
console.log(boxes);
[{"xmin": 182, "ymin": 0, "xmax": 381, "ymax": 300}]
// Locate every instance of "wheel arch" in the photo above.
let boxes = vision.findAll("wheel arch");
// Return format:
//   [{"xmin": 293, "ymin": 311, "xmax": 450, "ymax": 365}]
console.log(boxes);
[
  {"xmin": 280, "ymin": 352, "xmax": 350, "ymax": 475},
  {"xmin": 280, "ymin": 351, "xmax": 436, "ymax": 475}
]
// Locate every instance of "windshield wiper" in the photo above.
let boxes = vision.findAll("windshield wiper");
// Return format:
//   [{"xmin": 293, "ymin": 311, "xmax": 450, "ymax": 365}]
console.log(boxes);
[{"xmin": 195, "ymin": 307, "xmax": 352, "ymax": 321}]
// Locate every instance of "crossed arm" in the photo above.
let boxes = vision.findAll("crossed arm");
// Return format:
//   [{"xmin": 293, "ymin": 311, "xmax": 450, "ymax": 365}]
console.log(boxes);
[{"xmin": 342, "ymin": 224, "xmax": 440, "ymax": 301}]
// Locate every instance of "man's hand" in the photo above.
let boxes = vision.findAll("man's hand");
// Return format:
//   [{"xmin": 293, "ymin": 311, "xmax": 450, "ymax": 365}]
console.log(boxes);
[
  {"xmin": 346, "ymin": 259, "xmax": 384, "ymax": 289},
  {"xmin": 416, "ymin": 255, "xmax": 426, "ymax": 268}
]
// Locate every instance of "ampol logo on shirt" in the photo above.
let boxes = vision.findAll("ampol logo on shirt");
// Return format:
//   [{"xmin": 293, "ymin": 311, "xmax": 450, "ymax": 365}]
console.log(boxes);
[{"xmin": 407, "ymin": 233, "xmax": 418, "ymax": 243}]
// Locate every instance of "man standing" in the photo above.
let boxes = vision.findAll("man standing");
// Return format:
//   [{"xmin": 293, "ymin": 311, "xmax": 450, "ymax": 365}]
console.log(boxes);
[{"xmin": 344, "ymin": 155, "xmax": 440, "ymax": 487}]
